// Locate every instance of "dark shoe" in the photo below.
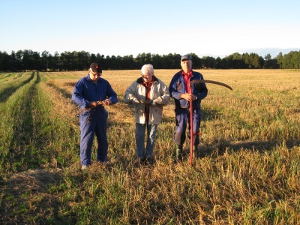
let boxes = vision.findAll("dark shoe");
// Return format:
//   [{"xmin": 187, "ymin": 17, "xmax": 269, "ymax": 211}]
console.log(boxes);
[
  {"xmin": 97, "ymin": 161, "xmax": 107, "ymax": 167},
  {"xmin": 81, "ymin": 165, "xmax": 88, "ymax": 171},
  {"xmin": 175, "ymin": 145, "xmax": 183, "ymax": 161},
  {"xmin": 134, "ymin": 158, "xmax": 145, "ymax": 166},
  {"xmin": 145, "ymin": 157, "xmax": 155, "ymax": 165},
  {"xmin": 193, "ymin": 146, "xmax": 199, "ymax": 158}
]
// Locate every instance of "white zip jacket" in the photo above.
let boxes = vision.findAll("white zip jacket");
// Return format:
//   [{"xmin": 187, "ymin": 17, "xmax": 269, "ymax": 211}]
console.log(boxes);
[{"xmin": 124, "ymin": 76, "xmax": 170, "ymax": 125}]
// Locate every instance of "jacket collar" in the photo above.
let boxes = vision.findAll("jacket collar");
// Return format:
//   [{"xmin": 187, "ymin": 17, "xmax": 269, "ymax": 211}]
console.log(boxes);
[
  {"xmin": 181, "ymin": 70, "xmax": 193, "ymax": 77},
  {"xmin": 137, "ymin": 75, "xmax": 158, "ymax": 84}
]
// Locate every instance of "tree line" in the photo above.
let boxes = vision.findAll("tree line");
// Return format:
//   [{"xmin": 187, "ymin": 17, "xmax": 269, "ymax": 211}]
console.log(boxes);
[{"xmin": 0, "ymin": 49, "xmax": 299, "ymax": 71}]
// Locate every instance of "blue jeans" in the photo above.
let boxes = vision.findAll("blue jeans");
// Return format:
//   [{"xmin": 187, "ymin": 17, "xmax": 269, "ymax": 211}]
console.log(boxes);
[
  {"xmin": 79, "ymin": 108, "xmax": 108, "ymax": 166},
  {"xmin": 174, "ymin": 108, "xmax": 201, "ymax": 146},
  {"xmin": 135, "ymin": 123, "xmax": 158, "ymax": 159}
]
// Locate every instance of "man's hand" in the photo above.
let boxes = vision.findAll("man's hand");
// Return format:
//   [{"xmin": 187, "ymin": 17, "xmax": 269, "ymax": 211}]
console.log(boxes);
[
  {"xmin": 180, "ymin": 93, "xmax": 197, "ymax": 101},
  {"xmin": 89, "ymin": 100, "xmax": 110, "ymax": 107},
  {"xmin": 151, "ymin": 100, "xmax": 157, "ymax": 106},
  {"xmin": 132, "ymin": 98, "xmax": 140, "ymax": 104},
  {"xmin": 89, "ymin": 101, "xmax": 98, "ymax": 108},
  {"xmin": 102, "ymin": 99, "xmax": 111, "ymax": 106}
]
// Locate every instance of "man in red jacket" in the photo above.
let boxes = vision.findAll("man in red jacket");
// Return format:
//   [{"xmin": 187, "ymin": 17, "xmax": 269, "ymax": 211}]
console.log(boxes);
[{"xmin": 169, "ymin": 55, "xmax": 208, "ymax": 160}]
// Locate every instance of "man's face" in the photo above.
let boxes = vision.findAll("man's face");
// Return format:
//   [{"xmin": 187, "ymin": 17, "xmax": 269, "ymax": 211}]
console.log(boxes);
[
  {"xmin": 89, "ymin": 70, "xmax": 101, "ymax": 81},
  {"xmin": 142, "ymin": 71, "xmax": 153, "ymax": 82},
  {"xmin": 181, "ymin": 59, "xmax": 192, "ymax": 72}
]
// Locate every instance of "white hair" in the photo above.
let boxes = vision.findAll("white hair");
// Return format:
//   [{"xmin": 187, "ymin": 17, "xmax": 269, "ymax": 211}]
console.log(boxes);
[{"xmin": 141, "ymin": 64, "xmax": 154, "ymax": 75}]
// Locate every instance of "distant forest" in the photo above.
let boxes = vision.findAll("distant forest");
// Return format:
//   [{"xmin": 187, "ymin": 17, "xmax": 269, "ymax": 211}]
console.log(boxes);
[{"xmin": 0, "ymin": 49, "xmax": 299, "ymax": 71}]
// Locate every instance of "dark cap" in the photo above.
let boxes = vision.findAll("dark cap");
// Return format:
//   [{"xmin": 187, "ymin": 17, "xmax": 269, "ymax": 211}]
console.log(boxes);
[
  {"xmin": 90, "ymin": 62, "xmax": 102, "ymax": 73},
  {"xmin": 181, "ymin": 54, "xmax": 191, "ymax": 61}
]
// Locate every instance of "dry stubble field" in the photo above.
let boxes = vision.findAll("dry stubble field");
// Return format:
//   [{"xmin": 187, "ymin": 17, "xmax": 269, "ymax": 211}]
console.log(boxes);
[{"xmin": 0, "ymin": 69, "xmax": 299, "ymax": 224}]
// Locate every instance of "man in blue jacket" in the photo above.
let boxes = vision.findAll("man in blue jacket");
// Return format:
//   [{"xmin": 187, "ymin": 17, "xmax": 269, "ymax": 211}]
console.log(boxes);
[
  {"xmin": 72, "ymin": 62, "xmax": 118, "ymax": 170},
  {"xmin": 169, "ymin": 55, "xmax": 208, "ymax": 160}
]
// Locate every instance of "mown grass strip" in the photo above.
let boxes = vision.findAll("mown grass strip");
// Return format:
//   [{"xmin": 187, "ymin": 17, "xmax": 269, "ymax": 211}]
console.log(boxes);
[
  {"xmin": 0, "ymin": 72, "xmax": 41, "ymax": 175},
  {"xmin": 0, "ymin": 72, "xmax": 34, "ymax": 103},
  {"xmin": 0, "ymin": 71, "xmax": 78, "ymax": 176}
]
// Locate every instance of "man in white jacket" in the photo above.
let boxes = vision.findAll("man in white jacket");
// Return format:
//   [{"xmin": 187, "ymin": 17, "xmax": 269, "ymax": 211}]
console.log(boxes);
[{"xmin": 124, "ymin": 64, "xmax": 170, "ymax": 165}]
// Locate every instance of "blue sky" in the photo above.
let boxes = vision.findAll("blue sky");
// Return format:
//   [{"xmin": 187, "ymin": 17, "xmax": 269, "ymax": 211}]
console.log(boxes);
[{"xmin": 1, "ymin": 0, "xmax": 299, "ymax": 58}]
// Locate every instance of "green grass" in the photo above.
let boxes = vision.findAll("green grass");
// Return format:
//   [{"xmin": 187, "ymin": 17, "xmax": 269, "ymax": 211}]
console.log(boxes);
[{"xmin": 0, "ymin": 69, "xmax": 299, "ymax": 224}]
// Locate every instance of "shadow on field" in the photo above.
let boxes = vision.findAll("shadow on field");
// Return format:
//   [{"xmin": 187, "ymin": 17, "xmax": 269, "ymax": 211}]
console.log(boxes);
[
  {"xmin": 0, "ymin": 169, "xmax": 73, "ymax": 224},
  {"xmin": 202, "ymin": 108, "xmax": 223, "ymax": 121},
  {"xmin": 161, "ymin": 115, "xmax": 174, "ymax": 123},
  {"xmin": 47, "ymin": 83, "xmax": 72, "ymax": 99},
  {"xmin": 203, "ymin": 138, "xmax": 300, "ymax": 158},
  {"xmin": 64, "ymin": 81, "xmax": 76, "ymax": 87},
  {"xmin": 0, "ymin": 72, "xmax": 34, "ymax": 103}
]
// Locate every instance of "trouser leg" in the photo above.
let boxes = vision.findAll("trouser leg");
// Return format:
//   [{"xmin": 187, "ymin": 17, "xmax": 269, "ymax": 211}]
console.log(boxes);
[
  {"xmin": 174, "ymin": 108, "xmax": 188, "ymax": 160},
  {"xmin": 145, "ymin": 124, "xmax": 158, "ymax": 158},
  {"xmin": 188, "ymin": 108, "xmax": 201, "ymax": 145},
  {"xmin": 174, "ymin": 108, "xmax": 188, "ymax": 145},
  {"xmin": 189, "ymin": 108, "xmax": 201, "ymax": 157},
  {"xmin": 95, "ymin": 117, "xmax": 108, "ymax": 163},
  {"xmin": 136, "ymin": 123, "xmax": 146, "ymax": 159},
  {"xmin": 80, "ymin": 115, "xmax": 95, "ymax": 166}
]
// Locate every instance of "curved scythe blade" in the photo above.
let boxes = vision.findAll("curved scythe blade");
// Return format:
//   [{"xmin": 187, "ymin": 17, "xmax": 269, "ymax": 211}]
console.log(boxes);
[{"xmin": 191, "ymin": 79, "xmax": 233, "ymax": 90}]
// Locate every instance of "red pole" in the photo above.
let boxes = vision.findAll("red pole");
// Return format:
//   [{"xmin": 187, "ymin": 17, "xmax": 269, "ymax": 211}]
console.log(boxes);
[{"xmin": 189, "ymin": 87, "xmax": 194, "ymax": 166}]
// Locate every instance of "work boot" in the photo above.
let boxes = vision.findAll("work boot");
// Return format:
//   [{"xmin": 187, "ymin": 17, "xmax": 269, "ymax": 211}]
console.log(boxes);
[
  {"xmin": 175, "ymin": 145, "xmax": 183, "ymax": 161},
  {"xmin": 134, "ymin": 158, "xmax": 145, "ymax": 167},
  {"xmin": 81, "ymin": 165, "xmax": 88, "ymax": 171},
  {"xmin": 193, "ymin": 146, "xmax": 199, "ymax": 158},
  {"xmin": 145, "ymin": 157, "xmax": 155, "ymax": 165}
]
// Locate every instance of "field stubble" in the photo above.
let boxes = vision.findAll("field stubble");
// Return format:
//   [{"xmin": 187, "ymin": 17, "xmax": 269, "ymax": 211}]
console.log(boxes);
[{"xmin": 0, "ymin": 69, "xmax": 299, "ymax": 224}]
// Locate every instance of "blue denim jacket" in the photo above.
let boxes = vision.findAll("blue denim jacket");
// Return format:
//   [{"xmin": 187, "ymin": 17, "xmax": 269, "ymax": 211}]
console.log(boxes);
[
  {"xmin": 169, "ymin": 70, "xmax": 208, "ymax": 109},
  {"xmin": 72, "ymin": 74, "xmax": 118, "ymax": 109}
]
